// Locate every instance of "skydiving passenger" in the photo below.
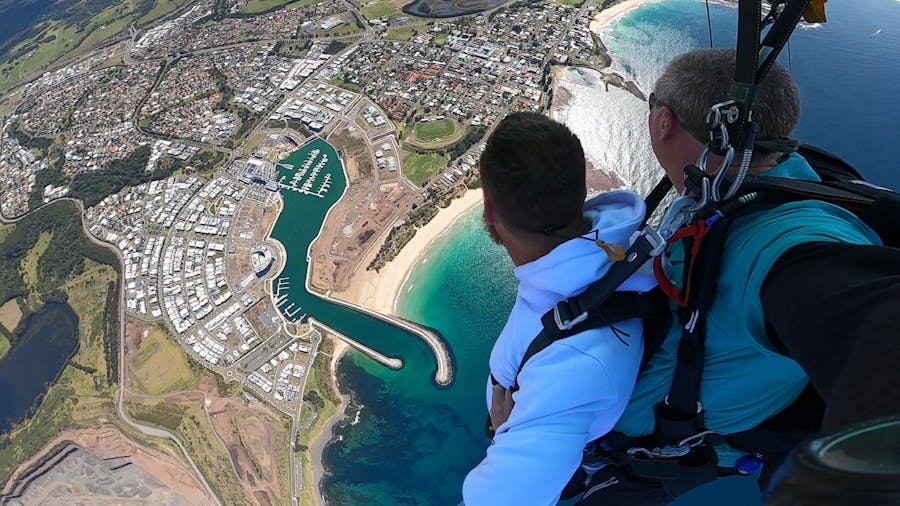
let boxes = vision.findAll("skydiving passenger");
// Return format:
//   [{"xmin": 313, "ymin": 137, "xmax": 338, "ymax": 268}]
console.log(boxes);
[{"xmin": 460, "ymin": 111, "xmax": 661, "ymax": 505}]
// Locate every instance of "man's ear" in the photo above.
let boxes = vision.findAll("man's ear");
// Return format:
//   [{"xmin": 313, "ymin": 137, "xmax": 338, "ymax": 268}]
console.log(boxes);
[
  {"xmin": 650, "ymin": 105, "xmax": 678, "ymax": 140},
  {"xmin": 656, "ymin": 106, "xmax": 677, "ymax": 140}
]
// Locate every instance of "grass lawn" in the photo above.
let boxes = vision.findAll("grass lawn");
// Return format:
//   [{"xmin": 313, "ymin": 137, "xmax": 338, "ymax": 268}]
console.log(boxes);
[
  {"xmin": 286, "ymin": 0, "xmax": 322, "ymax": 9},
  {"xmin": 239, "ymin": 0, "xmax": 293, "ymax": 14},
  {"xmin": 20, "ymin": 231, "xmax": 53, "ymax": 291},
  {"xmin": 361, "ymin": 1, "xmax": 401, "ymax": 19},
  {"xmin": 413, "ymin": 118, "xmax": 456, "ymax": 142},
  {"xmin": 329, "ymin": 78, "xmax": 361, "ymax": 93},
  {"xmin": 129, "ymin": 329, "xmax": 198, "ymax": 395},
  {"xmin": 386, "ymin": 27, "xmax": 418, "ymax": 41},
  {"xmin": 402, "ymin": 151, "xmax": 449, "ymax": 186},
  {"xmin": 433, "ymin": 33, "xmax": 450, "ymax": 47},
  {"xmin": 319, "ymin": 22, "xmax": 363, "ymax": 37},
  {"xmin": 138, "ymin": 0, "xmax": 190, "ymax": 26}
]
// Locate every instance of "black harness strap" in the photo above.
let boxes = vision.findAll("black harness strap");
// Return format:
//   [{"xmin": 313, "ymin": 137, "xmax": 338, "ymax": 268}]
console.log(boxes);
[
  {"xmin": 486, "ymin": 289, "xmax": 671, "ymax": 438},
  {"xmin": 509, "ymin": 290, "xmax": 671, "ymax": 392},
  {"xmin": 642, "ymin": 176, "xmax": 674, "ymax": 228},
  {"xmin": 730, "ymin": 0, "xmax": 812, "ymax": 152},
  {"xmin": 553, "ymin": 230, "xmax": 665, "ymax": 334}
]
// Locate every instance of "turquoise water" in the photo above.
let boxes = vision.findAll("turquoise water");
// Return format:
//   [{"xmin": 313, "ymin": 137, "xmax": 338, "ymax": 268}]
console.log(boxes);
[
  {"xmin": 322, "ymin": 209, "xmax": 517, "ymax": 504},
  {"xmin": 307, "ymin": 1, "xmax": 900, "ymax": 503},
  {"xmin": 603, "ymin": 0, "xmax": 900, "ymax": 190}
]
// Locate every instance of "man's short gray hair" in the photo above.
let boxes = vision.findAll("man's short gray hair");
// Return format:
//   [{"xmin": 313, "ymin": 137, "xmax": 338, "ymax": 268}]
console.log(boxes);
[{"xmin": 653, "ymin": 48, "xmax": 801, "ymax": 145}]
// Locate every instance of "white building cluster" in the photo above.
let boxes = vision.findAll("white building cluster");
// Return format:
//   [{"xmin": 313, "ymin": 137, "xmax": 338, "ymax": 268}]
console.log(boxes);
[{"xmin": 272, "ymin": 82, "xmax": 356, "ymax": 132}]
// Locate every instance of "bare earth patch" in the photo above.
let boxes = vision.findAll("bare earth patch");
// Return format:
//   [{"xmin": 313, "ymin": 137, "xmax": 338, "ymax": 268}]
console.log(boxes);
[
  {"xmin": 1, "ymin": 426, "xmax": 214, "ymax": 505},
  {"xmin": 0, "ymin": 299, "xmax": 22, "ymax": 333}
]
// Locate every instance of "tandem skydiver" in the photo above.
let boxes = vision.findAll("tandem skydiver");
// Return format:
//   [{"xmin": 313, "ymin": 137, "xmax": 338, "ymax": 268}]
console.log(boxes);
[
  {"xmin": 462, "ymin": 47, "xmax": 900, "ymax": 506},
  {"xmin": 460, "ymin": 112, "xmax": 662, "ymax": 505}
]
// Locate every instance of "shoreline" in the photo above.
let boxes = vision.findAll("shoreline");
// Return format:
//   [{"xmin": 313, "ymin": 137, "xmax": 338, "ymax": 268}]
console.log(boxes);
[
  {"xmin": 334, "ymin": 188, "xmax": 484, "ymax": 316},
  {"xmin": 304, "ymin": 189, "xmax": 482, "ymax": 503},
  {"xmin": 590, "ymin": 0, "xmax": 663, "ymax": 34},
  {"xmin": 310, "ymin": 338, "xmax": 349, "ymax": 506}
]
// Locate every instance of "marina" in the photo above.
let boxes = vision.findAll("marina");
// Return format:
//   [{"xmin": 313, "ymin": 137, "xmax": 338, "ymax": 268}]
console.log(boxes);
[{"xmin": 277, "ymin": 146, "xmax": 331, "ymax": 198}]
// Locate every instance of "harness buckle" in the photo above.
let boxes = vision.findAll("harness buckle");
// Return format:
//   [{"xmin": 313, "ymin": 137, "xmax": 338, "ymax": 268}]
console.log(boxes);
[
  {"xmin": 625, "ymin": 430, "xmax": 720, "ymax": 460},
  {"xmin": 554, "ymin": 303, "xmax": 588, "ymax": 331},
  {"xmin": 638, "ymin": 226, "xmax": 667, "ymax": 258}
]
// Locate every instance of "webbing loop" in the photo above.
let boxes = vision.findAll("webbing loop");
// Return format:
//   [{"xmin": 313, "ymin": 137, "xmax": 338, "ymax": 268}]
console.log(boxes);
[{"xmin": 652, "ymin": 220, "xmax": 713, "ymax": 307}]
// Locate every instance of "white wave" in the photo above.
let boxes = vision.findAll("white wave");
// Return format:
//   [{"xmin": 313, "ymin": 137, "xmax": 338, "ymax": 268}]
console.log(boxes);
[{"xmin": 553, "ymin": 68, "xmax": 663, "ymax": 197}]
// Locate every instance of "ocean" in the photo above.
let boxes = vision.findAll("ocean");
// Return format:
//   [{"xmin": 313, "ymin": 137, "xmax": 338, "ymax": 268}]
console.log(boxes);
[{"xmin": 321, "ymin": 0, "xmax": 900, "ymax": 504}]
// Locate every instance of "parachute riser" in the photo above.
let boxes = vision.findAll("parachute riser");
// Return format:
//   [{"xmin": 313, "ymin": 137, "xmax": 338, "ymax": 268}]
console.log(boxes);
[{"xmin": 686, "ymin": 0, "xmax": 814, "ymax": 213}]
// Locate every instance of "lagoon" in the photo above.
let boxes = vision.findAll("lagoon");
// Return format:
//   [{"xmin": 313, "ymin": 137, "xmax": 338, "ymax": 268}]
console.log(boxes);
[{"xmin": 0, "ymin": 302, "xmax": 79, "ymax": 434}]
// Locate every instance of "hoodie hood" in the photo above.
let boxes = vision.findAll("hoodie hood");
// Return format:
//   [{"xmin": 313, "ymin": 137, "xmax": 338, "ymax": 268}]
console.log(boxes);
[{"xmin": 513, "ymin": 190, "xmax": 653, "ymax": 314}]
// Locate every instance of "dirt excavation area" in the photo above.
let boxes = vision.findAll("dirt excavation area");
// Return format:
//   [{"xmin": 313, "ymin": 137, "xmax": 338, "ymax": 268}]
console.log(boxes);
[
  {"xmin": 0, "ymin": 426, "xmax": 213, "ymax": 505},
  {"xmin": 200, "ymin": 377, "xmax": 292, "ymax": 506}
]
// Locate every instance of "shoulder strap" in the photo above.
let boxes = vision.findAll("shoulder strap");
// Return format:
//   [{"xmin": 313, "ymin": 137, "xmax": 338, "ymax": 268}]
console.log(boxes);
[{"xmin": 507, "ymin": 289, "xmax": 671, "ymax": 392}]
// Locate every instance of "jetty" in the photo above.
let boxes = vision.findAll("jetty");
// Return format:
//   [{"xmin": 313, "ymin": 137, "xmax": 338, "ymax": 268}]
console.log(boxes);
[{"xmin": 310, "ymin": 318, "xmax": 403, "ymax": 370}]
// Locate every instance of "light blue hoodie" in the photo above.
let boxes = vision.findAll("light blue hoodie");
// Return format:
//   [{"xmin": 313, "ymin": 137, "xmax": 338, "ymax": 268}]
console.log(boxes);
[{"xmin": 462, "ymin": 190, "xmax": 657, "ymax": 506}]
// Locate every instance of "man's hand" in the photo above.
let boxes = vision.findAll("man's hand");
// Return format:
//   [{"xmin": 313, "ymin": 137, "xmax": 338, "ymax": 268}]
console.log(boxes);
[{"xmin": 490, "ymin": 384, "xmax": 515, "ymax": 432}]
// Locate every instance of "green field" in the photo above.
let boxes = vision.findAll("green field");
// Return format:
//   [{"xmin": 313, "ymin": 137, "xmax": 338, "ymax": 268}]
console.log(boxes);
[
  {"xmin": 548, "ymin": 0, "xmax": 584, "ymax": 5},
  {"xmin": 361, "ymin": 0, "xmax": 401, "ymax": 19},
  {"xmin": 138, "ymin": 0, "xmax": 191, "ymax": 26},
  {"xmin": 20, "ymin": 231, "xmax": 53, "ymax": 291},
  {"xmin": 402, "ymin": 151, "xmax": 449, "ymax": 186},
  {"xmin": 433, "ymin": 33, "xmax": 450, "ymax": 47},
  {"xmin": 413, "ymin": 118, "xmax": 456, "ymax": 142},
  {"xmin": 239, "ymin": 0, "xmax": 294, "ymax": 14},
  {"xmin": 286, "ymin": 0, "xmax": 323, "ymax": 9},
  {"xmin": 0, "ymin": 223, "xmax": 12, "ymax": 244},
  {"xmin": 0, "ymin": 334, "xmax": 9, "ymax": 360},
  {"xmin": 129, "ymin": 329, "xmax": 198, "ymax": 395},
  {"xmin": 329, "ymin": 77, "xmax": 361, "ymax": 93},
  {"xmin": 125, "ymin": 398, "xmax": 248, "ymax": 506},
  {"xmin": 297, "ymin": 338, "xmax": 342, "ymax": 506},
  {"xmin": 386, "ymin": 27, "xmax": 418, "ymax": 42}
]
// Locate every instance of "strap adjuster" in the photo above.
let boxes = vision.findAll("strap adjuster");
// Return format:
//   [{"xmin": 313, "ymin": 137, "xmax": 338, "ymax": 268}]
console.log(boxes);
[
  {"xmin": 554, "ymin": 302, "xmax": 588, "ymax": 331},
  {"xmin": 639, "ymin": 226, "xmax": 667, "ymax": 258}
]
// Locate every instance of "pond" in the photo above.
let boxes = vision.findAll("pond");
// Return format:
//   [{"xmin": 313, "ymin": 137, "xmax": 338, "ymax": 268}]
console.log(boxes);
[{"xmin": 0, "ymin": 302, "xmax": 79, "ymax": 434}]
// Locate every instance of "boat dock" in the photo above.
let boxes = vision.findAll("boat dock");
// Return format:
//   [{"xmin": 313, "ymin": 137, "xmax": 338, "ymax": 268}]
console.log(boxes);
[{"xmin": 275, "ymin": 147, "xmax": 334, "ymax": 199}]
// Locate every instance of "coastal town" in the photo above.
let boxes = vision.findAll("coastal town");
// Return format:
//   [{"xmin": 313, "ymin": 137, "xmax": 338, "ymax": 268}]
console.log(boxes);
[{"xmin": 0, "ymin": 0, "xmax": 635, "ymax": 504}]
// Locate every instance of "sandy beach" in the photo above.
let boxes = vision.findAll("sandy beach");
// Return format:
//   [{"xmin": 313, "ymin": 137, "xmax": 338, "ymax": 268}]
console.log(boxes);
[
  {"xmin": 334, "ymin": 188, "xmax": 484, "ymax": 316},
  {"xmin": 590, "ymin": 0, "xmax": 661, "ymax": 33}
]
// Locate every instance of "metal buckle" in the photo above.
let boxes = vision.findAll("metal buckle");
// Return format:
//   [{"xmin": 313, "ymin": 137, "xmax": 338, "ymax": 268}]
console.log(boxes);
[
  {"xmin": 638, "ymin": 226, "xmax": 667, "ymax": 258},
  {"xmin": 658, "ymin": 196, "xmax": 697, "ymax": 240},
  {"xmin": 554, "ymin": 303, "xmax": 588, "ymax": 331},
  {"xmin": 626, "ymin": 430, "xmax": 719, "ymax": 460}
]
